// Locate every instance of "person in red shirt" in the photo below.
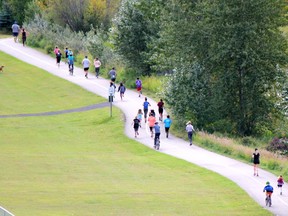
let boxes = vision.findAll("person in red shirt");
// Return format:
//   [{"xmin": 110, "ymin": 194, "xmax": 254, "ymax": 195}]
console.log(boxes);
[{"xmin": 157, "ymin": 99, "xmax": 164, "ymax": 121}]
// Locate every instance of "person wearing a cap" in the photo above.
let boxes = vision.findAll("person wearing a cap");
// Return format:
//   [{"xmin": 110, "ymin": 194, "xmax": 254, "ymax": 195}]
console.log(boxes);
[
  {"xmin": 186, "ymin": 121, "xmax": 194, "ymax": 146},
  {"xmin": 154, "ymin": 121, "xmax": 161, "ymax": 147}
]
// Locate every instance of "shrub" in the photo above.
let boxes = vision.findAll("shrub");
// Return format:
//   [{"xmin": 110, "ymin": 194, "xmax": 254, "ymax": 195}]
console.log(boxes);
[{"xmin": 267, "ymin": 137, "xmax": 288, "ymax": 155}]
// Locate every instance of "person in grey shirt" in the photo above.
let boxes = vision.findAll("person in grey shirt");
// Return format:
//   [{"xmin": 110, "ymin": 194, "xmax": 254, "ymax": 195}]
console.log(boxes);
[
  {"xmin": 186, "ymin": 121, "xmax": 195, "ymax": 146},
  {"xmin": 109, "ymin": 67, "xmax": 117, "ymax": 82},
  {"xmin": 82, "ymin": 56, "xmax": 90, "ymax": 78},
  {"xmin": 12, "ymin": 21, "xmax": 20, "ymax": 43}
]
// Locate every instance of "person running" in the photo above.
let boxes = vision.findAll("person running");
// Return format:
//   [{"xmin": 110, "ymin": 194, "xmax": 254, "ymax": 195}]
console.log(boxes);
[
  {"xmin": 56, "ymin": 50, "xmax": 62, "ymax": 68},
  {"xmin": 82, "ymin": 56, "xmax": 90, "ymax": 78},
  {"xmin": 163, "ymin": 115, "xmax": 172, "ymax": 138},
  {"xmin": 135, "ymin": 77, "xmax": 142, "ymax": 97},
  {"xmin": 118, "ymin": 82, "xmax": 126, "ymax": 100},
  {"xmin": 67, "ymin": 54, "xmax": 74, "ymax": 75},
  {"xmin": 186, "ymin": 121, "xmax": 194, "ymax": 146},
  {"xmin": 64, "ymin": 47, "xmax": 69, "ymax": 64},
  {"xmin": 21, "ymin": 28, "xmax": 27, "ymax": 47},
  {"xmin": 263, "ymin": 181, "xmax": 273, "ymax": 206},
  {"xmin": 252, "ymin": 148, "xmax": 260, "ymax": 176},
  {"xmin": 11, "ymin": 21, "xmax": 20, "ymax": 43},
  {"xmin": 143, "ymin": 97, "xmax": 151, "ymax": 123},
  {"xmin": 132, "ymin": 116, "xmax": 140, "ymax": 138},
  {"xmin": 137, "ymin": 109, "xmax": 143, "ymax": 128},
  {"xmin": 154, "ymin": 122, "xmax": 161, "ymax": 147},
  {"xmin": 94, "ymin": 57, "xmax": 101, "ymax": 78},
  {"xmin": 109, "ymin": 67, "xmax": 117, "ymax": 82},
  {"xmin": 148, "ymin": 113, "xmax": 156, "ymax": 138},
  {"xmin": 277, "ymin": 175, "xmax": 284, "ymax": 195},
  {"xmin": 157, "ymin": 99, "xmax": 164, "ymax": 121}
]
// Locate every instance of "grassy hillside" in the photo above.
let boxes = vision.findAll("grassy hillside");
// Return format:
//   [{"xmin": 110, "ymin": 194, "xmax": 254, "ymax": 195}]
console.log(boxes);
[{"xmin": 0, "ymin": 51, "xmax": 271, "ymax": 215}]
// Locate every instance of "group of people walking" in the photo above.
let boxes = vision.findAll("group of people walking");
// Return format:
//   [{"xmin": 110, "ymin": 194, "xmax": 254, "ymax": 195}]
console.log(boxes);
[{"xmin": 11, "ymin": 21, "xmax": 27, "ymax": 46}]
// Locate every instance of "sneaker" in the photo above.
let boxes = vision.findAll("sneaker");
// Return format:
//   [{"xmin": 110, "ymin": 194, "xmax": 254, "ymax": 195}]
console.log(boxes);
[
  {"xmin": 190, "ymin": 143, "xmax": 192, "ymax": 146},
  {"xmin": 280, "ymin": 192, "xmax": 282, "ymax": 195}
]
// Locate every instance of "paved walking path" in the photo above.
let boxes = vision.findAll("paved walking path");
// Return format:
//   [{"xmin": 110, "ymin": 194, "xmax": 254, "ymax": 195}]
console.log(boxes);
[{"xmin": 1, "ymin": 38, "xmax": 288, "ymax": 215}]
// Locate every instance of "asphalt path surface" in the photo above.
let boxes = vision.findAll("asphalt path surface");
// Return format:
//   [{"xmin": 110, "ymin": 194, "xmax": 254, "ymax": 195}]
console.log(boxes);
[{"xmin": 1, "ymin": 38, "xmax": 288, "ymax": 215}]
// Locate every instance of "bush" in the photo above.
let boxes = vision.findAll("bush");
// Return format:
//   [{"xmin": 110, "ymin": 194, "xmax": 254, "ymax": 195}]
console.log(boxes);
[{"xmin": 267, "ymin": 137, "xmax": 288, "ymax": 155}]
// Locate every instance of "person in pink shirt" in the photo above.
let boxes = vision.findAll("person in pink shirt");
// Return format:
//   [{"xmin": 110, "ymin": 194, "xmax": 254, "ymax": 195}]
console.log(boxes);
[
  {"xmin": 94, "ymin": 57, "xmax": 101, "ymax": 78},
  {"xmin": 148, "ymin": 113, "xmax": 156, "ymax": 138},
  {"xmin": 54, "ymin": 46, "xmax": 60, "ymax": 64}
]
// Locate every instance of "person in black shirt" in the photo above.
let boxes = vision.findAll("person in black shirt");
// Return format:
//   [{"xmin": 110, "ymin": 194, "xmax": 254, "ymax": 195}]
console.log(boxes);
[
  {"xmin": 132, "ymin": 116, "xmax": 140, "ymax": 138},
  {"xmin": 252, "ymin": 148, "xmax": 260, "ymax": 176}
]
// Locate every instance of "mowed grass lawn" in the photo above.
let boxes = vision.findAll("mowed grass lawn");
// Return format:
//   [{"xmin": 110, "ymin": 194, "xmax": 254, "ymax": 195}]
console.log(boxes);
[{"xmin": 0, "ymin": 51, "xmax": 271, "ymax": 216}]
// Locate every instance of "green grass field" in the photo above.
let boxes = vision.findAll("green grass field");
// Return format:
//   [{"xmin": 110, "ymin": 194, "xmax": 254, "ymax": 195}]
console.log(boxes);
[{"xmin": 0, "ymin": 51, "xmax": 271, "ymax": 215}]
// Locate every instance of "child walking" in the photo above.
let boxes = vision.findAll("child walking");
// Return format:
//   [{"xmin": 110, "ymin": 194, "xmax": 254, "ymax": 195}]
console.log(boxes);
[{"xmin": 137, "ymin": 109, "xmax": 143, "ymax": 128}]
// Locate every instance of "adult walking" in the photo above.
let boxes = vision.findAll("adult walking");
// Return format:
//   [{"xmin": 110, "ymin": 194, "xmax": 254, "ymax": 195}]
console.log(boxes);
[
  {"xmin": 135, "ymin": 77, "xmax": 142, "ymax": 97},
  {"xmin": 109, "ymin": 67, "xmax": 117, "ymax": 82},
  {"xmin": 132, "ymin": 116, "xmax": 140, "ymax": 138},
  {"xmin": 252, "ymin": 148, "xmax": 260, "ymax": 176},
  {"xmin": 21, "ymin": 28, "xmax": 27, "ymax": 46},
  {"xmin": 157, "ymin": 99, "xmax": 164, "ymax": 121},
  {"xmin": 118, "ymin": 82, "xmax": 126, "ymax": 100},
  {"xmin": 154, "ymin": 122, "xmax": 161, "ymax": 147},
  {"xmin": 163, "ymin": 115, "xmax": 172, "ymax": 138},
  {"xmin": 54, "ymin": 46, "xmax": 60, "ymax": 64},
  {"xmin": 186, "ymin": 121, "xmax": 194, "ymax": 146},
  {"xmin": 67, "ymin": 53, "xmax": 74, "ymax": 75},
  {"xmin": 56, "ymin": 50, "xmax": 62, "ymax": 68},
  {"xmin": 143, "ymin": 97, "xmax": 151, "ymax": 123},
  {"xmin": 11, "ymin": 21, "xmax": 20, "ymax": 43},
  {"xmin": 94, "ymin": 57, "xmax": 101, "ymax": 78},
  {"xmin": 82, "ymin": 56, "xmax": 90, "ymax": 78}
]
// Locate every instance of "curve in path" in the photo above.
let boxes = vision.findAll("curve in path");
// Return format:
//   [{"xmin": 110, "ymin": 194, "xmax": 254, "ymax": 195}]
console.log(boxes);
[
  {"xmin": 1, "ymin": 38, "xmax": 288, "ymax": 216},
  {"xmin": 0, "ymin": 102, "xmax": 109, "ymax": 118}
]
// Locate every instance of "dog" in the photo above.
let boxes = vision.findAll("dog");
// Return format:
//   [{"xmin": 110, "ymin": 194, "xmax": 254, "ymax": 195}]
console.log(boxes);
[{"xmin": 0, "ymin": 66, "xmax": 4, "ymax": 72}]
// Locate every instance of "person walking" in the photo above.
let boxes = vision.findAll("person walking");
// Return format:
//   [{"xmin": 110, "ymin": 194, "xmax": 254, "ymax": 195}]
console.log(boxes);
[
  {"xmin": 108, "ymin": 82, "xmax": 116, "ymax": 98},
  {"xmin": 154, "ymin": 122, "xmax": 161, "ymax": 147},
  {"xmin": 148, "ymin": 113, "xmax": 156, "ymax": 138},
  {"xmin": 163, "ymin": 115, "xmax": 172, "ymax": 138},
  {"xmin": 186, "ymin": 121, "xmax": 194, "ymax": 146},
  {"xmin": 56, "ymin": 50, "xmax": 62, "ymax": 68},
  {"xmin": 67, "ymin": 53, "xmax": 74, "ymax": 75},
  {"xmin": 11, "ymin": 21, "xmax": 20, "ymax": 43},
  {"xmin": 137, "ymin": 109, "xmax": 143, "ymax": 128},
  {"xmin": 94, "ymin": 57, "xmax": 101, "ymax": 78},
  {"xmin": 64, "ymin": 48, "xmax": 69, "ymax": 64},
  {"xmin": 132, "ymin": 116, "xmax": 140, "ymax": 138},
  {"xmin": 82, "ymin": 56, "xmax": 90, "ymax": 78},
  {"xmin": 277, "ymin": 175, "xmax": 284, "ymax": 195},
  {"xmin": 54, "ymin": 46, "xmax": 60, "ymax": 64},
  {"xmin": 252, "ymin": 148, "xmax": 260, "ymax": 176},
  {"xmin": 135, "ymin": 77, "xmax": 142, "ymax": 97},
  {"xmin": 109, "ymin": 67, "xmax": 117, "ymax": 82},
  {"xmin": 143, "ymin": 97, "xmax": 151, "ymax": 123},
  {"xmin": 21, "ymin": 28, "xmax": 27, "ymax": 47},
  {"xmin": 118, "ymin": 82, "xmax": 126, "ymax": 100},
  {"xmin": 157, "ymin": 99, "xmax": 164, "ymax": 121}
]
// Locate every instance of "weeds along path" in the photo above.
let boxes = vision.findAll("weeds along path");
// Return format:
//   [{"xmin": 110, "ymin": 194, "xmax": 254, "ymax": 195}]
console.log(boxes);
[{"xmin": 1, "ymin": 38, "xmax": 288, "ymax": 215}]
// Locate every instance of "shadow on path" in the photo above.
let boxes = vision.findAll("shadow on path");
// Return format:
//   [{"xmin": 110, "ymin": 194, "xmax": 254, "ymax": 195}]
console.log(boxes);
[{"xmin": 0, "ymin": 102, "xmax": 109, "ymax": 118}]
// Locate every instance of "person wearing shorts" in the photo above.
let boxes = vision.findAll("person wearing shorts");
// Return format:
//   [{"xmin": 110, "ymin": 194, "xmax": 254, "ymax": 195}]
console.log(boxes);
[
  {"xmin": 163, "ymin": 115, "xmax": 172, "ymax": 138},
  {"xmin": 12, "ymin": 21, "xmax": 20, "ymax": 43},
  {"xmin": 109, "ymin": 67, "xmax": 117, "ymax": 82},
  {"xmin": 136, "ymin": 77, "xmax": 142, "ymax": 97},
  {"xmin": 157, "ymin": 99, "xmax": 164, "ymax": 121},
  {"xmin": 148, "ymin": 114, "xmax": 156, "ymax": 138},
  {"xmin": 143, "ymin": 97, "xmax": 151, "ymax": 123},
  {"xmin": 132, "ymin": 116, "xmax": 140, "ymax": 138},
  {"xmin": 277, "ymin": 175, "xmax": 284, "ymax": 195},
  {"xmin": 82, "ymin": 56, "xmax": 90, "ymax": 78},
  {"xmin": 252, "ymin": 148, "xmax": 260, "ymax": 176}
]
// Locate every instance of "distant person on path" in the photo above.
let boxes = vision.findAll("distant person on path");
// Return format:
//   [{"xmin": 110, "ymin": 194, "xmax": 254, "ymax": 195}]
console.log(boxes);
[
  {"xmin": 163, "ymin": 115, "xmax": 172, "ymax": 138},
  {"xmin": 252, "ymin": 148, "xmax": 260, "ymax": 176},
  {"xmin": 12, "ymin": 21, "xmax": 20, "ymax": 43},
  {"xmin": 109, "ymin": 67, "xmax": 117, "ymax": 82},
  {"xmin": 137, "ymin": 109, "xmax": 143, "ymax": 127},
  {"xmin": 68, "ymin": 54, "xmax": 74, "ymax": 75},
  {"xmin": 143, "ymin": 97, "xmax": 151, "ymax": 123},
  {"xmin": 277, "ymin": 175, "xmax": 284, "ymax": 195},
  {"xmin": 132, "ymin": 116, "xmax": 140, "ymax": 138},
  {"xmin": 56, "ymin": 51, "xmax": 62, "ymax": 68},
  {"xmin": 154, "ymin": 122, "xmax": 161, "ymax": 146},
  {"xmin": 82, "ymin": 56, "xmax": 90, "ymax": 78},
  {"xmin": 118, "ymin": 82, "xmax": 126, "ymax": 100},
  {"xmin": 94, "ymin": 57, "xmax": 101, "ymax": 78},
  {"xmin": 108, "ymin": 82, "xmax": 116, "ymax": 101},
  {"xmin": 263, "ymin": 181, "xmax": 273, "ymax": 206},
  {"xmin": 135, "ymin": 77, "xmax": 142, "ymax": 97},
  {"xmin": 148, "ymin": 113, "xmax": 156, "ymax": 138},
  {"xmin": 149, "ymin": 109, "xmax": 156, "ymax": 117},
  {"xmin": 186, "ymin": 121, "xmax": 194, "ymax": 146},
  {"xmin": 21, "ymin": 28, "xmax": 27, "ymax": 46},
  {"xmin": 54, "ymin": 46, "xmax": 60, "ymax": 64},
  {"xmin": 64, "ymin": 48, "xmax": 69, "ymax": 64},
  {"xmin": 157, "ymin": 99, "xmax": 164, "ymax": 121}
]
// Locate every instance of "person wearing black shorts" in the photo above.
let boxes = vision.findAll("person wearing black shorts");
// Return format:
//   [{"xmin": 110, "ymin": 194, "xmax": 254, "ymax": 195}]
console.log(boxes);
[
  {"xmin": 157, "ymin": 99, "xmax": 164, "ymax": 121},
  {"xmin": 132, "ymin": 116, "xmax": 140, "ymax": 138},
  {"xmin": 252, "ymin": 148, "xmax": 260, "ymax": 176}
]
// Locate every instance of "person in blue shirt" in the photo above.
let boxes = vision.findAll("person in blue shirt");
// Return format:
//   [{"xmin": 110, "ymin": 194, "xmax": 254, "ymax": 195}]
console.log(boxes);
[
  {"xmin": 67, "ymin": 54, "xmax": 74, "ymax": 75},
  {"xmin": 143, "ymin": 97, "xmax": 151, "ymax": 123},
  {"xmin": 263, "ymin": 181, "xmax": 273, "ymax": 206},
  {"xmin": 154, "ymin": 122, "xmax": 161, "ymax": 147},
  {"xmin": 163, "ymin": 115, "xmax": 172, "ymax": 138}
]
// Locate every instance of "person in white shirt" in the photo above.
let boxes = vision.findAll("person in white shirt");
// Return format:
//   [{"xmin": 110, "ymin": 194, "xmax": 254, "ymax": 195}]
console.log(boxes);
[
  {"xmin": 186, "ymin": 121, "xmax": 195, "ymax": 146},
  {"xmin": 11, "ymin": 21, "xmax": 20, "ymax": 43},
  {"xmin": 82, "ymin": 56, "xmax": 90, "ymax": 78},
  {"xmin": 94, "ymin": 57, "xmax": 101, "ymax": 78}
]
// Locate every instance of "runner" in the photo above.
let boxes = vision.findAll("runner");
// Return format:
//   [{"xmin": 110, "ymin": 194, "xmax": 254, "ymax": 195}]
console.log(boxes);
[
  {"xmin": 277, "ymin": 175, "xmax": 284, "ymax": 195},
  {"xmin": 56, "ymin": 50, "xmax": 62, "ymax": 68},
  {"xmin": 132, "ymin": 116, "xmax": 140, "ymax": 138},
  {"xmin": 109, "ymin": 67, "xmax": 117, "ymax": 82},
  {"xmin": 163, "ymin": 115, "xmax": 172, "ymax": 138},
  {"xmin": 148, "ymin": 113, "xmax": 156, "ymax": 138},
  {"xmin": 94, "ymin": 57, "xmax": 101, "ymax": 78},
  {"xmin": 157, "ymin": 99, "xmax": 164, "ymax": 121},
  {"xmin": 118, "ymin": 82, "xmax": 126, "ymax": 100},
  {"xmin": 136, "ymin": 77, "xmax": 142, "ymax": 97},
  {"xmin": 67, "ymin": 53, "xmax": 74, "ymax": 75},
  {"xmin": 154, "ymin": 122, "xmax": 161, "ymax": 147},
  {"xmin": 21, "ymin": 28, "xmax": 27, "ymax": 47},
  {"xmin": 143, "ymin": 97, "xmax": 151, "ymax": 123},
  {"xmin": 11, "ymin": 21, "xmax": 20, "ymax": 43},
  {"xmin": 186, "ymin": 121, "xmax": 194, "ymax": 146},
  {"xmin": 252, "ymin": 148, "xmax": 260, "ymax": 176},
  {"xmin": 137, "ymin": 109, "xmax": 143, "ymax": 128},
  {"xmin": 82, "ymin": 56, "xmax": 90, "ymax": 78}
]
